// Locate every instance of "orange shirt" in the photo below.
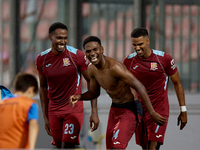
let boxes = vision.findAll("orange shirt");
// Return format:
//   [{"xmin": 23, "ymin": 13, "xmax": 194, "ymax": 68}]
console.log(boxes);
[{"xmin": 0, "ymin": 96, "xmax": 37, "ymax": 148}]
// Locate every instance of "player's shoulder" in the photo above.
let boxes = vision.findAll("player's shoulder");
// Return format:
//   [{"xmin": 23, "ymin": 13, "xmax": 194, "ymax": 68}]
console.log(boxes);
[
  {"xmin": 126, "ymin": 52, "xmax": 137, "ymax": 59},
  {"xmin": 152, "ymin": 49, "xmax": 173, "ymax": 58},
  {"xmin": 40, "ymin": 48, "xmax": 51, "ymax": 56},
  {"xmin": 152, "ymin": 49, "xmax": 173, "ymax": 60},
  {"xmin": 88, "ymin": 62, "xmax": 95, "ymax": 70},
  {"xmin": 37, "ymin": 48, "xmax": 51, "ymax": 59},
  {"xmin": 152, "ymin": 49, "xmax": 165, "ymax": 57},
  {"xmin": 123, "ymin": 52, "xmax": 136, "ymax": 65},
  {"xmin": 87, "ymin": 63, "xmax": 97, "ymax": 76},
  {"xmin": 36, "ymin": 48, "xmax": 51, "ymax": 66},
  {"xmin": 66, "ymin": 45, "xmax": 80, "ymax": 55},
  {"xmin": 107, "ymin": 56, "xmax": 124, "ymax": 71}
]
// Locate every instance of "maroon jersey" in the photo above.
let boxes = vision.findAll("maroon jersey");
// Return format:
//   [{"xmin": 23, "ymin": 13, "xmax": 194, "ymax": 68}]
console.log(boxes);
[
  {"xmin": 36, "ymin": 45, "xmax": 89, "ymax": 115},
  {"xmin": 123, "ymin": 49, "xmax": 177, "ymax": 117}
]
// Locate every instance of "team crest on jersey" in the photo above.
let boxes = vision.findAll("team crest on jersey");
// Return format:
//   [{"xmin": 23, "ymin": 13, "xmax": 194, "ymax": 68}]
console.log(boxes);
[
  {"xmin": 63, "ymin": 58, "xmax": 70, "ymax": 66},
  {"xmin": 150, "ymin": 62, "xmax": 158, "ymax": 71}
]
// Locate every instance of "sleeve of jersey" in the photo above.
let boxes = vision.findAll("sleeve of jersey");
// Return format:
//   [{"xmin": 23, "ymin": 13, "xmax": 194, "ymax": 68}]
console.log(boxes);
[
  {"xmin": 27, "ymin": 103, "xmax": 39, "ymax": 122},
  {"xmin": 123, "ymin": 57, "xmax": 129, "ymax": 69},
  {"xmin": 77, "ymin": 50, "xmax": 89, "ymax": 72},
  {"xmin": 36, "ymin": 55, "xmax": 44, "ymax": 75},
  {"xmin": 164, "ymin": 53, "xmax": 178, "ymax": 76}
]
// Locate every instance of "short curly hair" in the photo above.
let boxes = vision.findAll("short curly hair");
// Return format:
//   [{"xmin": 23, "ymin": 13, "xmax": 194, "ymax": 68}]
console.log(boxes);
[
  {"xmin": 131, "ymin": 27, "xmax": 149, "ymax": 38},
  {"xmin": 82, "ymin": 36, "xmax": 101, "ymax": 48},
  {"xmin": 48, "ymin": 22, "xmax": 68, "ymax": 34}
]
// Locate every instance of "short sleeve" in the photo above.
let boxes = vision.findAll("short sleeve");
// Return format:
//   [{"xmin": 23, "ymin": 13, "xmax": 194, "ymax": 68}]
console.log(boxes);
[
  {"xmin": 36, "ymin": 54, "xmax": 45, "ymax": 75},
  {"xmin": 77, "ymin": 50, "xmax": 89, "ymax": 72},
  {"xmin": 164, "ymin": 53, "xmax": 177, "ymax": 76},
  {"xmin": 123, "ymin": 55, "xmax": 134, "ymax": 70},
  {"xmin": 27, "ymin": 103, "xmax": 39, "ymax": 122},
  {"xmin": 123, "ymin": 57, "xmax": 129, "ymax": 68}
]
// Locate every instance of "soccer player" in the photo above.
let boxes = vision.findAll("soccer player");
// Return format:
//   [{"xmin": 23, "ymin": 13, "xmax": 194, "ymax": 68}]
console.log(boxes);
[
  {"xmin": 69, "ymin": 36, "xmax": 167, "ymax": 150},
  {"xmin": 36, "ymin": 22, "xmax": 99, "ymax": 148},
  {"xmin": 0, "ymin": 73, "xmax": 39, "ymax": 149},
  {"xmin": 123, "ymin": 27, "xmax": 187, "ymax": 150}
]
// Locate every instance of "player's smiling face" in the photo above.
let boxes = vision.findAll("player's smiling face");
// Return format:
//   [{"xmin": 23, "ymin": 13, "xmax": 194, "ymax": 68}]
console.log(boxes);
[
  {"xmin": 131, "ymin": 36, "xmax": 150, "ymax": 58},
  {"xmin": 49, "ymin": 28, "xmax": 68, "ymax": 55},
  {"xmin": 84, "ymin": 41, "xmax": 104, "ymax": 65}
]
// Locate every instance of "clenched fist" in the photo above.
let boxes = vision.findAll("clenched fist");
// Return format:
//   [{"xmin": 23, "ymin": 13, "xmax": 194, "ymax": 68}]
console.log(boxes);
[{"xmin": 69, "ymin": 95, "xmax": 81, "ymax": 107}]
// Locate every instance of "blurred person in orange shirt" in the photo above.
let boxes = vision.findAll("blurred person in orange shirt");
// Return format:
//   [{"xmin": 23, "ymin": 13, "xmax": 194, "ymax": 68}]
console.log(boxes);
[{"xmin": 0, "ymin": 73, "xmax": 39, "ymax": 149}]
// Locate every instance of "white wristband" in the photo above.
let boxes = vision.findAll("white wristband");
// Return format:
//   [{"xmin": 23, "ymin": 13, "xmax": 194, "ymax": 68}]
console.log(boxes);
[{"xmin": 180, "ymin": 106, "xmax": 187, "ymax": 112}]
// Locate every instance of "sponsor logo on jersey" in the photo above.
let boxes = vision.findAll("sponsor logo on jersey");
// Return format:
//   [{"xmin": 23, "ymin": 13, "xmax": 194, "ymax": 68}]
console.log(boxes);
[
  {"xmin": 150, "ymin": 62, "xmax": 158, "ymax": 71},
  {"xmin": 113, "ymin": 141, "xmax": 120, "ymax": 144},
  {"xmin": 63, "ymin": 58, "xmax": 70, "ymax": 66},
  {"xmin": 170, "ymin": 59, "xmax": 176, "ymax": 70}
]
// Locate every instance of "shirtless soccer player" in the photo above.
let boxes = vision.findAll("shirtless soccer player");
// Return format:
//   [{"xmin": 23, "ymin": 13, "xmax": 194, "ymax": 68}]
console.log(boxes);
[{"xmin": 69, "ymin": 36, "xmax": 167, "ymax": 150}]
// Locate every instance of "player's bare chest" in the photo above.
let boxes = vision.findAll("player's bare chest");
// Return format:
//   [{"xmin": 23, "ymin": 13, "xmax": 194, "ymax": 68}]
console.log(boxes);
[{"xmin": 94, "ymin": 70, "xmax": 116, "ymax": 90}]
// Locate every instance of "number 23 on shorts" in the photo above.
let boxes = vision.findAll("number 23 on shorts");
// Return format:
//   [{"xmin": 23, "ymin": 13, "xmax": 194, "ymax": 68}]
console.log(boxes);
[{"xmin": 64, "ymin": 123, "xmax": 74, "ymax": 134}]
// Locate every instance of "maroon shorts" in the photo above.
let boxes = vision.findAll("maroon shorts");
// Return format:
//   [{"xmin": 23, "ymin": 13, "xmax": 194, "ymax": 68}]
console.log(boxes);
[
  {"xmin": 49, "ymin": 112, "xmax": 84, "ymax": 145},
  {"xmin": 135, "ymin": 115, "xmax": 168, "ymax": 147},
  {"xmin": 106, "ymin": 102, "xmax": 140, "ymax": 150}
]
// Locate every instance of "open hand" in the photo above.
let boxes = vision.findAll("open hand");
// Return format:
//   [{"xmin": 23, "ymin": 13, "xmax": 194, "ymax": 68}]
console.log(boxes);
[
  {"xmin": 69, "ymin": 95, "xmax": 80, "ymax": 107},
  {"xmin": 177, "ymin": 111, "xmax": 187, "ymax": 130},
  {"xmin": 150, "ymin": 111, "xmax": 167, "ymax": 126}
]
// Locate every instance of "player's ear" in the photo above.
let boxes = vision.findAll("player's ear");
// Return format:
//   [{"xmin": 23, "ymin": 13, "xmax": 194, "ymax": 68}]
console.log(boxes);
[
  {"xmin": 26, "ymin": 86, "xmax": 35, "ymax": 99},
  {"xmin": 101, "ymin": 46, "xmax": 104, "ymax": 53},
  {"xmin": 48, "ymin": 34, "xmax": 52, "ymax": 41},
  {"xmin": 147, "ymin": 38, "xmax": 150, "ymax": 45}
]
